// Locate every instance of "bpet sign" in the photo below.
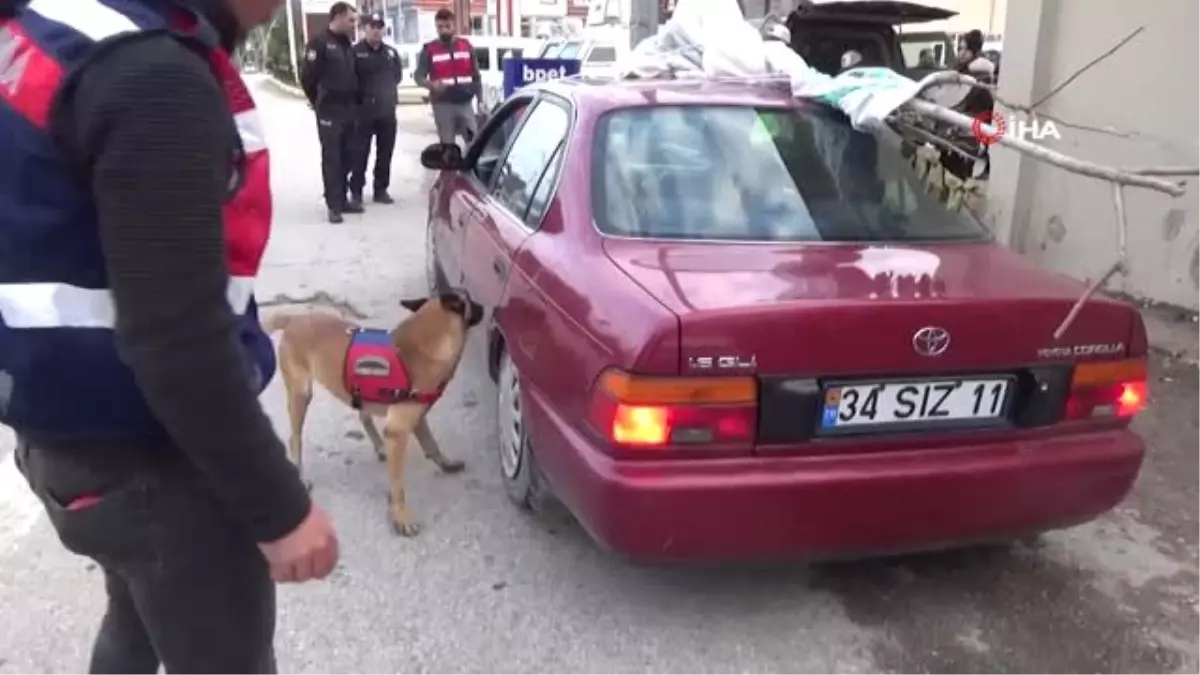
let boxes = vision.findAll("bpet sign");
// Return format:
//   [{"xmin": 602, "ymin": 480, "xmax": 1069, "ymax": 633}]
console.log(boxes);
[{"xmin": 502, "ymin": 58, "xmax": 582, "ymax": 98}]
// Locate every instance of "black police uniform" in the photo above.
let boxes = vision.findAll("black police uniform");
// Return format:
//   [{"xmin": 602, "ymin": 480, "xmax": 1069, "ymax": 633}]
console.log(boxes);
[
  {"xmin": 300, "ymin": 28, "xmax": 360, "ymax": 219},
  {"xmin": 350, "ymin": 22, "xmax": 403, "ymax": 203}
]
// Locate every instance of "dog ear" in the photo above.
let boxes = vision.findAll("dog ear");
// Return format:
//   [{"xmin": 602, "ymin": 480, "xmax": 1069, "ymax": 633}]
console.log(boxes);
[
  {"xmin": 400, "ymin": 298, "xmax": 428, "ymax": 312},
  {"xmin": 437, "ymin": 292, "xmax": 466, "ymax": 316}
]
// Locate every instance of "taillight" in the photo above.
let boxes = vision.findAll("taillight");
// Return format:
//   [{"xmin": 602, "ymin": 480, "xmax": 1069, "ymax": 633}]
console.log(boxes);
[
  {"xmin": 587, "ymin": 369, "xmax": 757, "ymax": 450},
  {"xmin": 1065, "ymin": 358, "xmax": 1149, "ymax": 421}
]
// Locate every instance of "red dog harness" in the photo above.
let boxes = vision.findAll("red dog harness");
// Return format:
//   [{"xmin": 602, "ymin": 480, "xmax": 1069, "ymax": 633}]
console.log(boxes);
[{"xmin": 343, "ymin": 328, "xmax": 444, "ymax": 408}]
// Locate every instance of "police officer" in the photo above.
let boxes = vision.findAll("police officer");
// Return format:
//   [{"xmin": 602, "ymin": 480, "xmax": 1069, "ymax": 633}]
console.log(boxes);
[
  {"xmin": 0, "ymin": 0, "xmax": 338, "ymax": 671},
  {"xmin": 301, "ymin": 1, "xmax": 362, "ymax": 223},
  {"xmin": 350, "ymin": 13, "xmax": 403, "ymax": 205}
]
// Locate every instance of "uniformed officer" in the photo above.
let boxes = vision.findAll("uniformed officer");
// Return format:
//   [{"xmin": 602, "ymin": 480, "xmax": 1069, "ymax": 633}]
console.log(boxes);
[
  {"xmin": 1, "ymin": 0, "xmax": 338, "ymax": 671},
  {"xmin": 350, "ymin": 13, "xmax": 403, "ymax": 205},
  {"xmin": 301, "ymin": 1, "xmax": 362, "ymax": 223}
]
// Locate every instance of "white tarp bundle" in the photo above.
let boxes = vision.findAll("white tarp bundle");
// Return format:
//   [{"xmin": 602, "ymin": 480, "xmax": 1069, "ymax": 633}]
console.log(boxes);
[{"xmin": 615, "ymin": 0, "xmax": 969, "ymax": 130}]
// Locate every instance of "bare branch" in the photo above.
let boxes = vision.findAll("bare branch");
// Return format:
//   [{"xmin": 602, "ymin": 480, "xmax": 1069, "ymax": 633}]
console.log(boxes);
[
  {"xmin": 1031, "ymin": 26, "xmax": 1145, "ymax": 109},
  {"xmin": 904, "ymin": 99, "xmax": 1188, "ymax": 196},
  {"xmin": 1054, "ymin": 184, "xmax": 1130, "ymax": 339},
  {"xmin": 891, "ymin": 119, "xmax": 981, "ymax": 163},
  {"xmin": 1127, "ymin": 167, "xmax": 1200, "ymax": 177},
  {"xmin": 1054, "ymin": 260, "xmax": 1124, "ymax": 341}
]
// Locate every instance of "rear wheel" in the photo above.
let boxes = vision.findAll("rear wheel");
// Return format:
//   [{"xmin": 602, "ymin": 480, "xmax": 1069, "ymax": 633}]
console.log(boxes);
[{"xmin": 496, "ymin": 345, "xmax": 558, "ymax": 514}]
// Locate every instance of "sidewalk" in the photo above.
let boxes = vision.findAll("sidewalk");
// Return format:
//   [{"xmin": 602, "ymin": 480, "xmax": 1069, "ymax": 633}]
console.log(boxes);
[{"xmin": 1140, "ymin": 302, "xmax": 1199, "ymax": 364}]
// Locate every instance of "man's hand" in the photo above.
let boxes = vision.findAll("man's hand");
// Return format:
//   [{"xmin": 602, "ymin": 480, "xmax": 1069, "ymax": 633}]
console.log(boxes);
[
  {"xmin": 429, "ymin": 80, "xmax": 448, "ymax": 92},
  {"xmin": 258, "ymin": 505, "xmax": 340, "ymax": 583}
]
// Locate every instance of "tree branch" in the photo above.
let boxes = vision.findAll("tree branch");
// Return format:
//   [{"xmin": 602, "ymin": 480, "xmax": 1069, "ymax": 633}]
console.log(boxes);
[
  {"xmin": 904, "ymin": 99, "xmax": 1188, "ymax": 196},
  {"xmin": 1031, "ymin": 26, "xmax": 1145, "ymax": 109}
]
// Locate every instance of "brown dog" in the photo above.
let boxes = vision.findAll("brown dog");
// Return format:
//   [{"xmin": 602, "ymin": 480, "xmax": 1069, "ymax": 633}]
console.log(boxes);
[{"xmin": 263, "ymin": 291, "xmax": 483, "ymax": 536}]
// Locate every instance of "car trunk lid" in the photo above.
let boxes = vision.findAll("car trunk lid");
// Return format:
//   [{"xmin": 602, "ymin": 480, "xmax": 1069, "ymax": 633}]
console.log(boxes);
[{"xmin": 603, "ymin": 240, "xmax": 1134, "ymax": 378}]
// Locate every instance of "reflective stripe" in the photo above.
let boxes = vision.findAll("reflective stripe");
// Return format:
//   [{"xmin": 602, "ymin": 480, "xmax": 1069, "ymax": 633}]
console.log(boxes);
[
  {"xmin": 430, "ymin": 50, "xmax": 472, "ymax": 62},
  {"xmin": 234, "ymin": 110, "xmax": 267, "ymax": 154},
  {"xmin": 27, "ymin": 0, "xmax": 140, "ymax": 42},
  {"xmin": 0, "ymin": 277, "xmax": 256, "ymax": 329},
  {"xmin": 432, "ymin": 76, "xmax": 474, "ymax": 85}
]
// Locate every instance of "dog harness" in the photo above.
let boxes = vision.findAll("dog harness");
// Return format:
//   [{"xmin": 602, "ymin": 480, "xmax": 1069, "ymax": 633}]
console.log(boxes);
[{"xmin": 343, "ymin": 328, "xmax": 445, "ymax": 409}]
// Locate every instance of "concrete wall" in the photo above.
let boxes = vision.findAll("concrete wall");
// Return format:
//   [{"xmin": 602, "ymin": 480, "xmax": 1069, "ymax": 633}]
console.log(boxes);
[{"xmin": 986, "ymin": 0, "xmax": 1199, "ymax": 310}]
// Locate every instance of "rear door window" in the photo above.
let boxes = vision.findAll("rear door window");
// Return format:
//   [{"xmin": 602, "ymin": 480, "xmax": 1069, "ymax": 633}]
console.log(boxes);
[
  {"xmin": 473, "ymin": 47, "xmax": 491, "ymax": 71},
  {"xmin": 491, "ymin": 99, "xmax": 571, "ymax": 228},
  {"xmin": 592, "ymin": 105, "xmax": 988, "ymax": 243}
]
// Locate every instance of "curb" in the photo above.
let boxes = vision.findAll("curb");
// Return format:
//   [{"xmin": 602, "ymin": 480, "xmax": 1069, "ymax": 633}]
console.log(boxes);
[
  {"xmin": 264, "ymin": 75, "xmax": 306, "ymax": 99},
  {"xmin": 264, "ymin": 75, "xmax": 429, "ymax": 106}
]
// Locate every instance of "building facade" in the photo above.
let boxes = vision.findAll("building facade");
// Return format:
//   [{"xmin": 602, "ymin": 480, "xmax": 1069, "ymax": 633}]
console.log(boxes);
[{"xmin": 987, "ymin": 0, "xmax": 1199, "ymax": 310}]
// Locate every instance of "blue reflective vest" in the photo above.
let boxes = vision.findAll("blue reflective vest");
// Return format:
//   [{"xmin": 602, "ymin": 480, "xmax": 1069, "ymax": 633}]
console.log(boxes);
[{"xmin": 0, "ymin": 0, "xmax": 276, "ymax": 440}]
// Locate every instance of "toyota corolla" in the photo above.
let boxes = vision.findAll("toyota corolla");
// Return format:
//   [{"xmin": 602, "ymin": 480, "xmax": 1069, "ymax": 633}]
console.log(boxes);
[{"xmin": 419, "ymin": 78, "xmax": 1149, "ymax": 561}]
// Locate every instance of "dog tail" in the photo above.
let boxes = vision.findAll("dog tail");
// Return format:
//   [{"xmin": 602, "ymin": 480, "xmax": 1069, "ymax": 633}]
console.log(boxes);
[{"xmin": 262, "ymin": 312, "xmax": 299, "ymax": 334}]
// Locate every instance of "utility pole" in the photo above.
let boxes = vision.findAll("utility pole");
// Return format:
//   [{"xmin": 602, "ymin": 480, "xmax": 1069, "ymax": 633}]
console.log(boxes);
[
  {"xmin": 628, "ymin": 0, "xmax": 660, "ymax": 50},
  {"xmin": 285, "ymin": 0, "xmax": 299, "ymax": 83}
]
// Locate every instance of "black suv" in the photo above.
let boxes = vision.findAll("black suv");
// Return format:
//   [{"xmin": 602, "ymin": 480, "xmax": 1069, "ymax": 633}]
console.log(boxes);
[{"xmin": 777, "ymin": 0, "xmax": 957, "ymax": 79}]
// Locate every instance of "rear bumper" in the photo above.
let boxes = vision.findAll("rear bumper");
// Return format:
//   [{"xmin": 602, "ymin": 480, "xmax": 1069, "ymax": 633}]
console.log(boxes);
[{"xmin": 528, "ymin": 391, "xmax": 1145, "ymax": 562}]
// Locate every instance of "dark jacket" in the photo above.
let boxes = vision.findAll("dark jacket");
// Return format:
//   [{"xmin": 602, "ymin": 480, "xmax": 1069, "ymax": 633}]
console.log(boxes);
[
  {"xmin": 413, "ymin": 36, "xmax": 481, "ymax": 105},
  {"xmin": 301, "ymin": 29, "xmax": 358, "ymax": 117},
  {"xmin": 353, "ymin": 39, "xmax": 403, "ymax": 119}
]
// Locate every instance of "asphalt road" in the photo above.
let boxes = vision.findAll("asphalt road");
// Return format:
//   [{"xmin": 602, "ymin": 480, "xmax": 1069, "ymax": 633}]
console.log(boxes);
[{"xmin": 0, "ymin": 79, "xmax": 1196, "ymax": 674}]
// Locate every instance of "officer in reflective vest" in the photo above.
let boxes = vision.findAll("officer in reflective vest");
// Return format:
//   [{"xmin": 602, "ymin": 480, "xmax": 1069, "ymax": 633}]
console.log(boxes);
[
  {"xmin": 413, "ymin": 7, "xmax": 482, "ymax": 146},
  {"xmin": 0, "ymin": 0, "xmax": 338, "ymax": 670}
]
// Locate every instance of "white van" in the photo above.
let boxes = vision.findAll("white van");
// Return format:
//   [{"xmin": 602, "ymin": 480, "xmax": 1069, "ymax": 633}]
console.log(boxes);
[{"xmin": 534, "ymin": 36, "xmax": 623, "ymax": 78}]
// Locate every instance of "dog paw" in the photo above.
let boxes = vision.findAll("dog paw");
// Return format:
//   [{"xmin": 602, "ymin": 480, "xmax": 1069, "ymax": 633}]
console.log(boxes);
[
  {"xmin": 439, "ymin": 458, "xmax": 466, "ymax": 474},
  {"xmin": 389, "ymin": 516, "xmax": 421, "ymax": 537}
]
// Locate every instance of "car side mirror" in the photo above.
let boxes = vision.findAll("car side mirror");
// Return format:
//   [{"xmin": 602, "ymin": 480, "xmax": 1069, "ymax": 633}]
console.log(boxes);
[{"xmin": 420, "ymin": 143, "xmax": 468, "ymax": 171}]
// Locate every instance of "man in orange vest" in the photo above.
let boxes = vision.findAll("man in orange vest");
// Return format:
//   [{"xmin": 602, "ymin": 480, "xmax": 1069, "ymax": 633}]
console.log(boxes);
[{"xmin": 413, "ymin": 8, "xmax": 483, "ymax": 146}]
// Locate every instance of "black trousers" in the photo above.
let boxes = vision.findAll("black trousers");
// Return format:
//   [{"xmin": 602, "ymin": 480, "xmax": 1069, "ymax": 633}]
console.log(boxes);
[
  {"xmin": 16, "ymin": 440, "xmax": 276, "ymax": 674},
  {"xmin": 349, "ymin": 115, "xmax": 398, "ymax": 196},
  {"xmin": 317, "ymin": 115, "xmax": 358, "ymax": 211}
]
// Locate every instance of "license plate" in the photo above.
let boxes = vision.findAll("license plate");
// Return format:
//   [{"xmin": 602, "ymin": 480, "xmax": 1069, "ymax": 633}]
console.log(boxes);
[{"xmin": 820, "ymin": 377, "xmax": 1012, "ymax": 432}]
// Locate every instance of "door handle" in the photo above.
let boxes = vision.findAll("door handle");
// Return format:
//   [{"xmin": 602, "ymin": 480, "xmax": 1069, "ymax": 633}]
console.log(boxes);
[{"xmin": 492, "ymin": 258, "xmax": 507, "ymax": 279}]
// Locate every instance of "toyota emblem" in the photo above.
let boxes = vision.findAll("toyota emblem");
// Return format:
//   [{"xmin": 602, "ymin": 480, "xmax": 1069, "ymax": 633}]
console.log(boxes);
[{"xmin": 912, "ymin": 326, "xmax": 951, "ymax": 357}]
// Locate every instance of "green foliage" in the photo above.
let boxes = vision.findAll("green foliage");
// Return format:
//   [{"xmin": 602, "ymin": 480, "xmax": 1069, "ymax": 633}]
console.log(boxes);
[{"xmin": 265, "ymin": 0, "xmax": 304, "ymax": 85}]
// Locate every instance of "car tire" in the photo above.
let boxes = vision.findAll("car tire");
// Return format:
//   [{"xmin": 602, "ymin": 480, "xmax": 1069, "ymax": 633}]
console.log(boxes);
[
  {"xmin": 495, "ymin": 344, "xmax": 558, "ymax": 515},
  {"xmin": 425, "ymin": 221, "xmax": 449, "ymax": 294}
]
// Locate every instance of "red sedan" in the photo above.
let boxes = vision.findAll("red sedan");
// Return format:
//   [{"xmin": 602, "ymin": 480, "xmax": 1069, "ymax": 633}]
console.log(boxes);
[{"xmin": 419, "ymin": 79, "xmax": 1149, "ymax": 562}]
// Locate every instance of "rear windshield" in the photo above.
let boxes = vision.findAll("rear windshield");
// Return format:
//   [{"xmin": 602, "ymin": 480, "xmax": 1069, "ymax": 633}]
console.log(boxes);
[{"xmin": 591, "ymin": 105, "xmax": 988, "ymax": 243}]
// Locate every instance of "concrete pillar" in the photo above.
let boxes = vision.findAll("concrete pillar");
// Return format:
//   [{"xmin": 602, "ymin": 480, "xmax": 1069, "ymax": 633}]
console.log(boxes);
[{"xmin": 983, "ymin": 0, "xmax": 1054, "ymax": 251}]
